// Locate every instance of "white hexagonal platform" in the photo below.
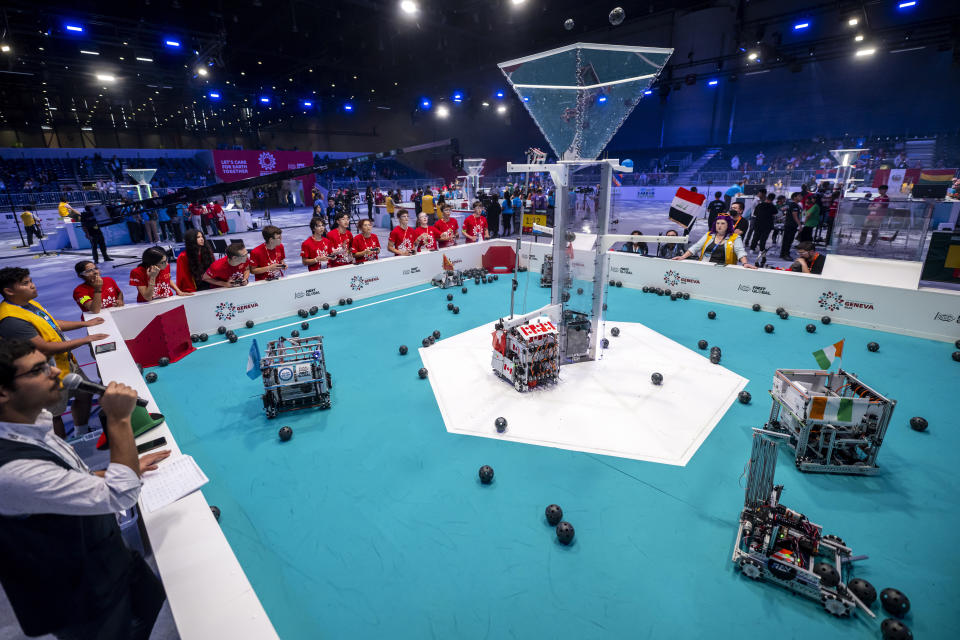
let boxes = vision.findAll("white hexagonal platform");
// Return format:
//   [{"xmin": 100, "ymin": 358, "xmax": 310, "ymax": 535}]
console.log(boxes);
[{"xmin": 419, "ymin": 321, "xmax": 747, "ymax": 466}]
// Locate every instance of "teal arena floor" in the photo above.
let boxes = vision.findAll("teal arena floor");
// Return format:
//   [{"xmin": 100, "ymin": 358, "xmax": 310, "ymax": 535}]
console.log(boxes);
[{"xmin": 145, "ymin": 273, "xmax": 959, "ymax": 640}]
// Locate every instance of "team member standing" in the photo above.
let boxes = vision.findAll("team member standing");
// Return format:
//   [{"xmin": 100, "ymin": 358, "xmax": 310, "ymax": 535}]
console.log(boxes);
[
  {"xmin": 463, "ymin": 201, "xmax": 489, "ymax": 243},
  {"xmin": 80, "ymin": 206, "xmax": 112, "ymax": 264},
  {"xmin": 188, "ymin": 201, "xmax": 204, "ymax": 231},
  {"xmin": 0, "ymin": 267, "xmax": 109, "ymax": 438},
  {"xmin": 58, "ymin": 199, "xmax": 81, "ymax": 221},
  {"xmin": 728, "ymin": 203, "xmax": 750, "ymax": 237},
  {"xmin": 421, "ymin": 189, "xmax": 435, "ymax": 222},
  {"xmin": 73, "ymin": 261, "xmax": 124, "ymax": 313},
  {"xmin": 411, "ymin": 211, "xmax": 438, "ymax": 252},
  {"xmin": 799, "ymin": 193, "xmax": 821, "ymax": 242},
  {"xmin": 388, "ymin": 210, "xmax": 415, "ymax": 256},
  {"xmin": 706, "ymin": 191, "xmax": 726, "ymax": 230},
  {"xmin": 432, "ymin": 204, "xmax": 459, "ymax": 248},
  {"xmin": 202, "ymin": 243, "xmax": 251, "ymax": 288},
  {"xmin": 176, "ymin": 229, "xmax": 215, "ymax": 293},
  {"xmin": 500, "ymin": 193, "xmax": 515, "ymax": 237},
  {"xmin": 385, "ymin": 191, "xmax": 396, "ymax": 224},
  {"xmin": 484, "ymin": 194, "xmax": 501, "ymax": 238},
  {"xmin": 20, "ymin": 208, "xmax": 43, "ymax": 247},
  {"xmin": 248, "ymin": 225, "xmax": 287, "ymax": 282},
  {"xmin": 749, "ymin": 192, "xmax": 778, "ymax": 252},
  {"xmin": 211, "ymin": 200, "xmax": 229, "ymax": 235},
  {"xmin": 326, "ymin": 212, "xmax": 355, "ymax": 267},
  {"xmin": 352, "ymin": 219, "xmax": 381, "ymax": 264},
  {"xmin": 0, "ymin": 340, "xmax": 168, "ymax": 640},
  {"xmin": 301, "ymin": 217, "xmax": 332, "ymax": 271},
  {"xmin": 779, "ymin": 192, "xmax": 803, "ymax": 259}
]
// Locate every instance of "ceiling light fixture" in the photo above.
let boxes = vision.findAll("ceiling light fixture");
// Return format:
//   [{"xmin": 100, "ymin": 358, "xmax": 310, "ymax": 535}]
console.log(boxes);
[
  {"xmin": 855, "ymin": 47, "xmax": 876, "ymax": 57},
  {"xmin": 400, "ymin": 1, "xmax": 418, "ymax": 15},
  {"xmin": 848, "ymin": 18, "xmax": 859, "ymax": 26},
  {"xmin": 80, "ymin": 50, "xmax": 99, "ymax": 55},
  {"xmin": 136, "ymin": 56, "xmax": 153, "ymax": 62},
  {"xmin": 95, "ymin": 74, "xmax": 116, "ymax": 82},
  {"xmin": 496, "ymin": 105, "xmax": 507, "ymax": 114}
]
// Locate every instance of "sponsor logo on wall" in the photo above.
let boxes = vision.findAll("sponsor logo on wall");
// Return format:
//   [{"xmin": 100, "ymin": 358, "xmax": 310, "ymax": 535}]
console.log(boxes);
[
  {"xmin": 636, "ymin": 188, "xmax": 655, "ymax": 199},
  {"xmin": 616, "ymin": 266, "xmax": 633, "ymax": 275},
  {"xmin": 663, "ymin": 269, "xmax": 701, "ymax": 287},
  {"xmin": 293, "ymin": 287, "xmax": 322, "ymax": 299},
  {"xmin": 818, "ymin": 290, "xmax": 875, "ymax": 312},
  {"xmin": 524, "ymin": 253, "xmax": 540, "ymax": 262},
  {"xmin": 214, "ymin": 301, "xmax": 260, "ymax": 321},
  {"xmin": 350, "ymin": 274, "xmax": 380, "ymax": 291},
  {"xmin": 258, "ymin": 152, "xmax": 277, "ymax": 171},
  {"xmin": 738, "ymin": 284, "xmax": 773, "ymax": 295},
  {"xmin": 933, "ymin": 311, "xmax": 959, "ymax": 323},
  {"xmin": 402, "ymin": 266, "xmax": 422, "ymax": 276}
]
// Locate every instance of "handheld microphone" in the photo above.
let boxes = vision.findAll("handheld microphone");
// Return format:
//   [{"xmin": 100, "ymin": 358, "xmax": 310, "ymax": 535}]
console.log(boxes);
[{"xmin": 62, "ymin": 373, "xmax": 149, "ymax": 407}]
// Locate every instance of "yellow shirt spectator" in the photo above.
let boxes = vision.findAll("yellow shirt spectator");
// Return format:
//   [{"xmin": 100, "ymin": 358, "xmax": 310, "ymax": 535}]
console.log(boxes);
[
  {"xmin": 58, "ymin": 201, "xmax": 72, "ymax": 218},
  {"xmin": 21, "ymin": 210, "xmax": 35, "ymax": 227},
  {"xmin": 421, "ymin": 194, "xmax": 435, "ymax": 215},
  {"xmin": 385, "ymin": 196, "xmax": 395, "ymax": 215}
]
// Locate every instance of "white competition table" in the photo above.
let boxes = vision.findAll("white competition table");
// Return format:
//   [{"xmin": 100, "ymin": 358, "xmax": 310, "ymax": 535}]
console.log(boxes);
[{"xmin": 85, "ymin": 239, "xmax": 960, "ymax": 638}]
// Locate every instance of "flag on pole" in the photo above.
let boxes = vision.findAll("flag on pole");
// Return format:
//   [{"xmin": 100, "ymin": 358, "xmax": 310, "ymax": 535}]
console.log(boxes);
[
  {"xmin": 668, "ymin": 187, "xmax": 706, "ymax": 229},
  {"xmin": 612, "ymin": 173, "xmax": 622, "ymax": 187},
  {"xmin": 812, "ymin": 339, "xmax": 844, "ymax": 370},
  {"xmin": 809, "ymin": 396, "xmax": 854, "ymax": 422},
  {"xmin": 246, "ymin": 338, "xmax": 262, "ymax": 380}
]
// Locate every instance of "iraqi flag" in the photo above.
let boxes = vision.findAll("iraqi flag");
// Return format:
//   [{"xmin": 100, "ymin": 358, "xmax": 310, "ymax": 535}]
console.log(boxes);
[
  {"xmin": 812, "ymin": 339, "xmax": 844, "ymax": 370},
  {"xmin": 246, "ymin": 338, "xmax": 262, "ymax": 380},
  {"xmin": 668, "ymin": 187, "xmax": 706, "ymax": 229}
]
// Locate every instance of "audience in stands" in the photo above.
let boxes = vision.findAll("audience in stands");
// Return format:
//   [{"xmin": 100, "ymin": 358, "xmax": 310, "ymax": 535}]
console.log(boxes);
[{"xmin": 73, "ymin": 261, "xmax": 124, "ymax": 313}]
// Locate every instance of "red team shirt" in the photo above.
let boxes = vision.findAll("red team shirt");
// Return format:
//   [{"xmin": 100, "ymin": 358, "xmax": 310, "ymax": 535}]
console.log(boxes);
[
  {"xmin": 204, "ymin": 256, "xmax": 249, "ymax": 286},
  {"xmin": 432, "ymin": 218, "xmax": 459, "ymax": 248},
  {"xmin": 248, "ymin": 243, "xmax": 286, "ymax": 281},
  {"xmin": 351, "ymin": 234, "xmax": 381, "ymax": 264},
  {"xmin": 462, "ymin": 215, "xmax": 487, "ymax": 243},
  {"xmin": 326, "ymin": 228, "xmax": 354, "ymax": 267},
  {"xmin": 129, "ymin": 265, "xmax": 175, "ymax": 302},
  {"xmin": 73, "ymin": 277, "xmax": 121, "ymax": 310},
  {"xmin": 300, "ymin": 236, "xmax": 332, "ymax": 272},
  {"xmin": 389, "ymin": 226, "xmax": 415, "ymax": 254},
  {"xmin": 411, "ymin": 226, "xmax": 438, "ymax": 252}
]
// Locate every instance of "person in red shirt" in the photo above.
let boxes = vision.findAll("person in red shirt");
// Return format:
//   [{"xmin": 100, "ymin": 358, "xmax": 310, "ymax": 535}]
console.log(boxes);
[
  {"xmin": 326, "ymin": 212, "xmax": 354, "ymax": 267},
  {"xmin": 129, "ymin": 247, "xmax": 189, "ymax": 302},
  {"xmin": 388, "ymin": 210, "xmax": 415, "ymax": 256},
  {"xmin": 211, "ymin": 200, "xmax": 229, "ymax": 235},
  {"xmin": 462, "ymin": 200, "xmax": 489, "ymax": 243},
  {"xmin": 411, "ymin": 212, "xmax": 438, "ymax": 253},
  {"xmin": 73, "ymin": 261, "xmax": 124, "ymax": 313},
  {"xmin": 248, "ymin": 225, "xmax": 287, "ymax": 281},
  {"xmin": 202, "ymin": 243, "xmax": 250, "ymax": 288},
  {"xmin": 188, "ymin": 202, "xmax": 204, "ymax": 231},
  {"xmin": 432, "ymin": 204, "xmax": 459, "ymax": 248},
  {"xmin": 351, "ymin": 219, "xmax": 381, "ymax": 264},
  {"xmin": 301, "ymin": 217, "xmax": 332, "ymax": 272},
  {"xmin": 176, "ymin": 229, "xmax": 215, "ymax": 293}
]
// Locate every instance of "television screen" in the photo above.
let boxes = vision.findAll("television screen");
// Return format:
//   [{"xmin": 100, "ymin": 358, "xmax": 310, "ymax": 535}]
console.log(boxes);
[{"xmin": 920, "ymin": 231, "xmax": 960, "ymax": 286}]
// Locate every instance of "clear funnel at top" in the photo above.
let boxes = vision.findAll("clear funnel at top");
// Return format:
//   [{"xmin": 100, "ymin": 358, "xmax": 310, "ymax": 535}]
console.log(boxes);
[
  {"xmin": 499, "ymin": 42, "xmax": 672, "ymax": 161},
  {"xmin": 829, "ymin": 149, "xmax": 866, "ymax": 168}
]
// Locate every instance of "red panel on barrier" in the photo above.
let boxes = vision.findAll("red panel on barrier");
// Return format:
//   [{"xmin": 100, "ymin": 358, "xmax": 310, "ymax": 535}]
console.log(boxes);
[
  {"xmin": 482, "ymin": 246, "xmax": 517, "ymax": 273},
  {"xmin": 125, "ymin": 304, "xmax": 195, "ymax": 368}
]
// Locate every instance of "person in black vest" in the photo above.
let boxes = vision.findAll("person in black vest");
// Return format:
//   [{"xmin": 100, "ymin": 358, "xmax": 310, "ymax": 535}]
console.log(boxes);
[
  {"xmin": 780, "ymin": 192, "xmax": 803, "ymax": 260},
  {"xmin": 0, "ymin": 340, "xmax": 169, "ymax": 640},
  {"xmin": 80, "ymin": 206, "xmax": 111, "ymax": 264},
  {"xmin": 749, "ymin": 192, "xmax": 778, "ymax": 252},
  {"xmin": 482, "ymin": 192, "xmax": 501, "ymax": 239},
  {"xmin": 706, "ymin": 191, "xmax": 726, "ymax": 231}
]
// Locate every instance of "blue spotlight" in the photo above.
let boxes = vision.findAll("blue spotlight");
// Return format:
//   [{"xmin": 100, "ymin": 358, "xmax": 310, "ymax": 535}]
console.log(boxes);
[
  {"xmin": 495, "ymin": 91, "xmax": 505, "ymax": 99},
  {"xmin": 522, "ymin": 96, "xmax": 529, "ymax": 102},
  {"xmin": 344, "ymin": 103, "xmax": 353, "ymax": 111},
  {"xmin": 898, "ymin": 1, "xmax": 916, "ymax": 8},
  {"xmin": 164, "ymin": 39, "xmax": 181, "ymax": 48},
  {"xmin": 65, "ymin": 24, "xmax": 84, "ymax": 33},
  {"xmin": 259, "ymin": 96, "xmax": 270, "ymax": 104},
  {"xmin": 301, "ymin": 100, "xmax": 313, "ymax": 108},
  {"xmin": 452, "ymin": 91, "xmax": 463, "ymax": 103},
  {"xmin": 208, "ymin": 92, "xmax": 221, "ymax": 99},
  {"xmin": 793, "ymin": 22, "xmax": 809, "ymax": 30},
  {"xmin": 643, "ymin": 89, "xmax": 653, "ymax": 95},
  {"xmin": 597, "ymin": 95, "xmax": 607, "ymax": 103},
  {"xmin": 707, "ymin": 79, "xmax": 718, "ymax": 86},
  {"xmin": 420, "ymin": 97, "xmax": 432, "ymax": 110}
]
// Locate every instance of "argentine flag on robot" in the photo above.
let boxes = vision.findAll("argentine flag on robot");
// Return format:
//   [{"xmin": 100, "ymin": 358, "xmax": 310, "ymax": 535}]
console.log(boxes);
[{"xmin": 246, "ymin": 339, "xmax": 262, "ymax": 380}]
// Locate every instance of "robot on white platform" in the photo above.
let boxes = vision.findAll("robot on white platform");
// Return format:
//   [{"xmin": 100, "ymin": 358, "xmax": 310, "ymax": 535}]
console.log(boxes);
[
  {"xmin": 491, "ymin": 313, "xmax": 560, "ymax": 393},
  {"xmin": 764, "ymin": 369, "xmax": 895, "ymax": 475},
  {"xmin": 260, "ymin": 336, "xmax": 332, "ymax": 418}
]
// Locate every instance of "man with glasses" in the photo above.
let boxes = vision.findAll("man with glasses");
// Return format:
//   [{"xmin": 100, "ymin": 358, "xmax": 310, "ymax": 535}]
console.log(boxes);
[
  {"xmin": 73, "ymin": 261, "xmax": 124, "ymax": 313},
  {"xmin": 0, "ymin": 339, "xmax": 169, "ymax": 640},
  {"xmin": 248, "ymin": 225, "xmax": 287, "ymax": 282},
  {"xmin": 202, "ymin": 243, "xmax": 251, "ymax": 288},
  {"xmin": 0, "ymin": 267, "xmax": 109, "ymax": 438}
]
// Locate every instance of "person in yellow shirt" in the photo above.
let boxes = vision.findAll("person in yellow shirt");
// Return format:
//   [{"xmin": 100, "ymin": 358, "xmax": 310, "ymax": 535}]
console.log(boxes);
[
  {"xmin": 385, "ymin": 193, "xmax": 395, "ymax": 224},
  {"xmin": 58, "ymin": 200, "xmax": 81, "ymax": 221},
  {"xmin": 421, "ymin": 188, "xmax": 435, "ymax": 220},
  {"xmin": 20, "ymin": 208, "xmax": 43, "ymax": 247}
]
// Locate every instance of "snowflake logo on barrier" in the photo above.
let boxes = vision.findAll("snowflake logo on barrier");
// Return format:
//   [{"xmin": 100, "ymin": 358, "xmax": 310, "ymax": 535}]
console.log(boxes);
[
  {"xmin": 350, "ymin": 275, "xmax": 365, "ymax": 291},
  {"xmin": 258, "ymin": 152, "xmax": 277, "ymax": 172},
  {"xmin": 663, "ymin": 270, "xmax": 680, "ymax": 287},
  {"xmin": 215, "ymin": 302, "xmax": 237, "ymax": 321},
  {"xmin": 818, "ymin": 291, "xmax": 844, "ymax": 312}
]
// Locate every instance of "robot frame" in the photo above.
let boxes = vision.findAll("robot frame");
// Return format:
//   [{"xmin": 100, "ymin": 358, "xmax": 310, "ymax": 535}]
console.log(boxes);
[{"xmin": 260, "ymin": 336, "xmax": 332, "ymax": 418}]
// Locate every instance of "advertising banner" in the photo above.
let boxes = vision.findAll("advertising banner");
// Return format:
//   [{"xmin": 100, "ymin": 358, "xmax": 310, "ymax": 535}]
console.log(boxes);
[{"xmin": 211, "ymin": 150, "xmax": 315, "ymax": 201}]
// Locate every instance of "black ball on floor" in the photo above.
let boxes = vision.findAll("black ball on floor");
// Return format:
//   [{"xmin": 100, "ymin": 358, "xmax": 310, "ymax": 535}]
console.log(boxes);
[
  {"xmin": 447, "ymin": 303, "xmax": 454, "ymax": 310},
  {"xmin": 453, "ymin": 307, "xmax": 460, "ymax": 314},
  {"xmin": 615, "ymin": 281, "xmax": 623, "ymax": 288},
  {"xmin": 556, "ymin": 521, "xmax": 575, "ymax": 545},
  {"xmin": 651, "ymin": 372, "xmax": 663, "ymax": 385},
  {"xmin": 682, "ymin": 292, "xmax": 690, "ymax": 300},
  {"xmin": 752, "ymin": 304, "xmax": 761, "ymax": 312},
  {"xmin": 664, "ymin": 289, "xmax": 672, "ymax": 296},
  {"xmin": 447, "ymin": 293, "xmax": 454, "ymax": 301},
  {"xmin": 322, "ymin": 302, "xmax": 330, "ymax": 310},
  {"xmin": 611, "ymin": 327, "xmax": 620, "ymax": 337},
  {"xmin": 707, "ymin": 311, "xmax": 716, "ymax": 319},
  {"xmin": 474, "ymin": 278, "xmax": 481, "ymax": 285},
  {"xmin": 493, "ymin": 275, "xmax": 499, "ymax": 281},
  {"xmin": 190, "ymin": 333, "xmax": 199, "ymax": 343},
  {"xmin": 738, "ymin": 391, "xmax": 751, "ymax": 404},
  {"xmin": 642, "ymin": 286, "xmax": 649, "ymax": 293},
  {"xmin": 698, "ymin": 339, "xmax": 708, "ymax": 350},
  {"xmin": 158, "ymin": 357, "xmax": 170, "ymax": 367},
  {"xmin": 422, "ymin": 338, "xmax": 430, "ymax": 348},
  {"xmin": 217, "ymin": 326, "xmax": 227, "ymax": 334},
  {"xmin": 601, "ymin": 338, "xmax": 609, "ymax": 349},
  {"xmin": 339, "ymin": 298, "xmax": 346, "ymax": 306},
  {"xmin": 309, "ymin": 306, "xmax": 318, "ymax": 315},
  {"xmin": 495, "ymin": 417, "xmax": 507, "ymax": 433},
  {"xmin": 545, "ymin": 504, "xmax": 563, "ymax": 526},
  {"xmin": 199, "ymin": 333, "xmax": 209, "ymax": 342},
  {"xmin": 764, "ymin": 324, "xmax": 774, "ymax": 333},
  {"xmin": 821, "ymin": 315, "xmax": 831, "ymax": 324},
  {"xmin": 880, "ymin": 618, "xmax": 913, "ymax": 640},
  {"xmin": 418, "ymin": 367, "xmax": 428, "ymax": 379},
  {"xmin": 670, "ymin": 293, "xmax": 678, "ymax": 301},
  {"xmin": 210, "ymin": 505, "xmax": 221, "ymax": 522},
  {"xmin": 291, "ymin": 330, "xmax": 300, "ymax": 338},
  {"xmin": 346, "ymin": 298, "xmax": 353, "ymax": 305},
  {"xmin": 278, "ymin": 426, "xmax": 293, "ymax": 442},
  {"xmin": 867, "ymin": 341, "xmax": 880, "ymax": 352},
  {"xmin": 776, "ymin": 307, "xmax": 785, "ymax": 315},
  {"xmin": 298, "ymin": 309, "xmax": 308, "ymax": 318},
  {"xmin": 609, "ymin": 279, "xmax": 616, "ymax": 286},
  {"xmin": 956, "ymin": 339, "xmax": 960, "ymax": 349},
  {"xmin": 848, "ymin": 578, "xmax": 877, "ymax": 606},
  {"xmin": 329, "ymin": 309, "xmax": 337, "ymax": 317},
  {"xmin": 427, "ymin": 336, "xmax": 435, "ymax": 345},
  {"xmin": 953, "ymin": 351, "xmax": 960, "ymax": 362},
  {"xmin": 880, "ymin": 588, "xmax": 910, "ymax": 617},
  {"xmin": 399, "ymin": 345, "xmax": 408, "ymax": 355},
  {"xmin": 246, "ymin": 320, "xmax": 255, "ymax": 328},
  {"xmin": 657, "ymin": 289, "xmax": 665, "ymax": 296},
  {"xmin": 301, "ymin": 322, "xmax": 309, "ymax": 330},
  {"xmin": 577, "ymin": 287, "xmax": 584, "ymax": 294},
  {"xmin": 909, "ymin": 416, "xmax": 928, "ymax": 432},
  {"xmin": 462, "ymin": 287, "xmax": 468, "ymax": 294},
  {"xmin": 478, "ymin": 465, "xmax": 494, "ymax": 484},
  {"xmin": 432, "ymin": 330, "xmax": 441, "ymax": 339},
  {"xmin": 778, "ymin": 311, "xmax": 789, "ymax": 320},
  {"xmin": 710, "ymin": 354, "xmax": 721, "ymax": 364},
  {"xmin": 227, "ymin": 334, "xmax": 238, "ymax": 343},
  {"xmin": 806, "ymin": 323, "xmax": 816, "ymax": 333},
  {"xmin": 145, "ymin": 372, "xmax": 158, "ymax": 383}
]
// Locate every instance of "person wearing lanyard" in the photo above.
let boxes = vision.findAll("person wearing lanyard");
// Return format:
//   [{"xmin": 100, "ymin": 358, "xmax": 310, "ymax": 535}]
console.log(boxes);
[
  {"xmin": 0, "ymin": 267, "xmax": 109, "ymax": 439},
  {"xmin": 671, "ymin": 215, "xmax": 757, "ymax": 268},
  {"xmin": 0, "ymin": 339, "xmax": 170, "ymax": 640},
  {"xmin": 248, "ymin": 225, "xmax": 288, "ymax": 282}
]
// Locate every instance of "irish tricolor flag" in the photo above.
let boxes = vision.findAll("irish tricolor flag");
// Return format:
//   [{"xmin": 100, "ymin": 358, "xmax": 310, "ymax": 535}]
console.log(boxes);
[
  {"xmin": 812, "ymin": 339, "xmax": 844, "ymax": 370},
  {"xmin": 809, "ymin": 396, "xmax": 854, "ymax": 422}
]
